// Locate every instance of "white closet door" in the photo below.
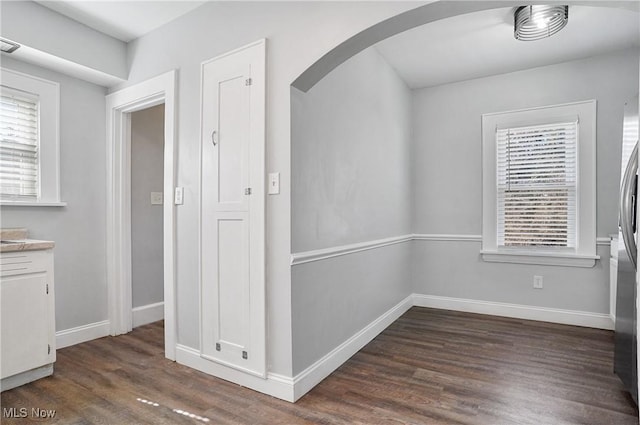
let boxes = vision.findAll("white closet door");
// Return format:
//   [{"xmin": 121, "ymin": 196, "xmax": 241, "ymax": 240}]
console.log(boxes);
[{"xmin": 201, "ymin": 40, "xmax": 265, "ymax": 377}]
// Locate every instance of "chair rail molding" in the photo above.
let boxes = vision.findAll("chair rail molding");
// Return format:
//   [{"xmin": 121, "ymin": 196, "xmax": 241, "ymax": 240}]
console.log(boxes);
[{"xmin": 291, "ymin": 234, "xmax": 611, "ymax": 266}]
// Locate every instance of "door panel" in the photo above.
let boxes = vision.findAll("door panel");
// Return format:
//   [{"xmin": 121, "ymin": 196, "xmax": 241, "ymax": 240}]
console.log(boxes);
[
  {"xmin": 217, "ymin": 75, "xmax": 249, "ymax": 208},
  {"xmin": 217, "ymin": 216, "xmax": 249, "ymax": 351},
  {"xmin": 201, "ymin": 40, "xmax": 265, "ymax": 377}
]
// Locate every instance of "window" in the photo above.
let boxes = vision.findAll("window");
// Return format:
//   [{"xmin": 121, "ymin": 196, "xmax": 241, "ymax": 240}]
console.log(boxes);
[
  {"xmin": 0, "ymin": 68, "xmax": 63, "ymax": 206},
  {"xmin": 1, "ymin": 88, "xmax": 39, "ymax": 198},
  {"xmin": 481, "ymin": 101, "xmax": 597, "ymax": 267}
]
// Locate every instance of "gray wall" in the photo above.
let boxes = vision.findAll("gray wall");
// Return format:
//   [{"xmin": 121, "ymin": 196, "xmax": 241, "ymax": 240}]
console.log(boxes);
[
  {"xmin": 0, "ymin": 56, "xmax": 108, "ymax": 332},
  {"xmin": 411, "ymin": 49, "xmax": 639, "ymax": 313},
  {"xmin": 291, "ymin": 47, "xmax": 413, "ymax": 374},
  {"xmin": 292, "ymin": 47, "xmax": 412, "ymax": 252},
  {"xmin": 292, "ymin": 242, "xmax": 411, "ymax": 375},
  {"xmin": 131, "ymin": 104, "xmax": 164, "ymax": 309}
]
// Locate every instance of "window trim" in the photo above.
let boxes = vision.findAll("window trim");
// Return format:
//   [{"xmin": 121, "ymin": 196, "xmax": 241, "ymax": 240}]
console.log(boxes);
[
  {"xmin": 481, "ymin": 100, "xmax": 598, "ymax": 267},
  {"xmin": 0, "ymin": 68, "xmax": 65, "ymax": 206}
]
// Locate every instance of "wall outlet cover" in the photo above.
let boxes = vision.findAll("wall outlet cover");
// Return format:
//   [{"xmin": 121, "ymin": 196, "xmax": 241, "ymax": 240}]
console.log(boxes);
[{"xmin": 150, "ymin": 192, "xmax": 163, "ymax": 205}]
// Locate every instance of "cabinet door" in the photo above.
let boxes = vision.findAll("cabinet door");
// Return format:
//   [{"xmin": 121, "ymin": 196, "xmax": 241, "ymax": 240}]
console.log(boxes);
[
  {"xmin": 201, "ymin": 40, "xmax": 266, "ymax": 377},
  {"xmin": 1, "ymin": 273, "xmax": 54, "ymax": 379}
]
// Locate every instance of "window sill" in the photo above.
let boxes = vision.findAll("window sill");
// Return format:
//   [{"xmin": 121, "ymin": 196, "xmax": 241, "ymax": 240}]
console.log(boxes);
[
  {"xmin": 0, "ymin": 201, "xmax": 67, "ymax": 207},
  {"xmin": 480, "ymin": 250, "xmax": 599, "ymax": 268}
]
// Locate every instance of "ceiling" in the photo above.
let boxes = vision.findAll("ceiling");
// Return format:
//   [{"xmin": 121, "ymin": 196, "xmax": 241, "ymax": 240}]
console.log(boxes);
[
  {"xmin": 375, "ymin": 5, "xmax": 640, "ymax": 89},
  {"xmin": 36, "ymin": 1, "xmax": 205, "ymax": 42},
  {"xmin": 31, "ymin": 2, "xmax": 639, "ymax": 89}
]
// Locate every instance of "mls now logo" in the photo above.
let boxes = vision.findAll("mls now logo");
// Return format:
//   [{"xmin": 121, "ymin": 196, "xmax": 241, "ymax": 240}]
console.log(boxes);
[
  {"xmin": 3, "ymin": 407, "xmax": 56, "ymax": 419},
  {"xmin": 3, "ymin": 408, "xmax": 28, "ymax": 418}
]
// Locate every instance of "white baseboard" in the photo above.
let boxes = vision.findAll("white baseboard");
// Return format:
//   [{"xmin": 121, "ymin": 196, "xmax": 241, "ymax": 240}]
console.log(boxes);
[
  {"xmin": 291, "ymin": 294, "xmax": 414, "ymax": 401},
  {"xmin": 173, "ymin": 295, "xmax": 413, "ymax": 403},
  {"xmin": 175, "ymin": 344, "xmax": 295, "ymax": 402},
  {"xmin": 56, "ymin": 320, "xmax": 110, "ymax": 349},
  {"xmin": 133, "ymin": 302, "xmax": 164, "ymax": 328},
  {"xmin": 412, "ymin": 294, "xmax": 614, "ymax": 330},
  {"xmin": 1, "ymin": 364, "xmax": 53, "ymax": 392}
]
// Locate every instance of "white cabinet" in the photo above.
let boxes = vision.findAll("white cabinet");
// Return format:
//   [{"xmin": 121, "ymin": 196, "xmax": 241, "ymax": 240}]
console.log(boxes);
[{"xmin": 1, "ymin": 249, "xmax": 55, "ymax": 391}]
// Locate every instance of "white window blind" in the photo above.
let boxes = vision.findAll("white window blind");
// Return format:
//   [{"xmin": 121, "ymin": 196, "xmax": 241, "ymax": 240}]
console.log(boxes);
[
  {"xmin": 496, "ymin": 121, "xmax": 577, "ymax": 248},
  {"xmin": 0, "ymin": 90, "xmax": 39, "ymax": 199}
]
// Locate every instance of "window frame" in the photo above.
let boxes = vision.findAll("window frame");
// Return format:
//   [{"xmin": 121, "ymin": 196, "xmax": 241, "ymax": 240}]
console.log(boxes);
[
  {"xmin": 0, "ymin": 68, "xmax": 64, "ymax": 206},
  {"xmin": 481, "ymin": 100, "xmax": 598, "ymax": 267}
]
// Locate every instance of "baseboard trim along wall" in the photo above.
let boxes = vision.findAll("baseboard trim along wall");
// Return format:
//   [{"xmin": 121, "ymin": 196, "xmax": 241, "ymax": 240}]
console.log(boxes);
[
  {"xmin": 412, "ymin": 294, "xmax": 614, "ymax": 330},
  {"xmin": 56, "ymin": 320, "xmax": 110, "ymax": 349},
  {"xmin": 292, "ymin": 294, "xmax": 414, "ymax": 401},
  {"xmin": 132, "ymin": 301, "xmax": 165, "ymax": 328},
  {"xmin": 175, "ymin": 344, "xmax": 296, "ymax": 402},
  {"xmin": 174, "ymin": 294, "xmax": 414, "ymax": 402}
]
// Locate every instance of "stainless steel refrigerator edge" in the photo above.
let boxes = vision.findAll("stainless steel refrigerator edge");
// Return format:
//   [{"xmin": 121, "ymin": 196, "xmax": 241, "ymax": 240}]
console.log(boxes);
[{"xmin": 615, "ymin": 94, "xmax": 639, "ymax": 405}]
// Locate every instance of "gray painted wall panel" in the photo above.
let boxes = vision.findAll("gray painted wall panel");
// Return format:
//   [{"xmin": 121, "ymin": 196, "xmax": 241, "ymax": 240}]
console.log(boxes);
[
  {"xmin": 412, "ymin": 241, "xmax": 611, "ymax": 314},
  {"xmin": 131, "ymin": 105, "xmax": 164, "ymax": 309},
  {"xmin": 412, "ymin": 49, "xmax": 639, "ymax": 236},
  {"xmin": 292, "ymin": 48, "xmax": 412, "ymax": 252},
  {"xmin": 0, "ymin": 57, "xmax": 108, "ymax": 332},
  {"xmin": 411, "ymin": 49, "xmax": 639, "ymax": 312},
  {"xmin": 291, "ymin": 47, "xmax": 413, "ymax": 374},
  {"xmin": 292, "ymin": 242, "xmax": 412, "ymax": 375}
]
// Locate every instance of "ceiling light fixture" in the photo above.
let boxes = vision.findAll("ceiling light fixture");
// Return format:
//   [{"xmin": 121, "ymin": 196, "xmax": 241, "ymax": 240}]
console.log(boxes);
[
  {"xmin": 0, "ymin": 38, "xmax": 20, "ymax": 54},
  {"xmin": 514, "ymin": 5, "xmax": 569, "ymax": 41}
]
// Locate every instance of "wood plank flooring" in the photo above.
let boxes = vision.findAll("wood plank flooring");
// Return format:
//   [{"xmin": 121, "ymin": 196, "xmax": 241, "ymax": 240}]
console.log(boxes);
[{"xmin": 1, "ymin": 307, "xmax": 637, "ymax": 424}]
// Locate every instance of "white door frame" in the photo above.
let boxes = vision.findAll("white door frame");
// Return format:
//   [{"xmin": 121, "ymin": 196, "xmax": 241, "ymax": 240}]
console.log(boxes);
[{"xmin": 106, "ymin": 70, "xmax": 177, "ymax": 360}]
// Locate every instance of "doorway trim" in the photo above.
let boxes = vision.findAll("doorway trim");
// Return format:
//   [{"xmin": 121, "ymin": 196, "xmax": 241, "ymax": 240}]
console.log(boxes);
[{"xmin": 106, "ymin": 70, "xmax": 177, "ymax": 360}]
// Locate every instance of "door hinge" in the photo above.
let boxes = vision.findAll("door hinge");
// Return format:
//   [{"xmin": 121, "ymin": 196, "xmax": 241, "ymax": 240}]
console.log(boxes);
[
  {"xmin": 244, "ymin": 188, "xmax": 252, "ymax": 195},
  {"xmin": 245, "ymin": 78, "xmax": 252, "ymax": 86},
  {"xmin": 242, "ymin": 351, "xmax": 248, "ymax": 360},
  {"xmin": 46, "ymin": 284, "xmax": 49, "ymax": 294},
  {"xmin": 215, "ymin": 343, "xmax": 221, "ymax": 351},
  {"xmin": 48, "ymin": 344, "xmax": 51, "ymax": 355}
]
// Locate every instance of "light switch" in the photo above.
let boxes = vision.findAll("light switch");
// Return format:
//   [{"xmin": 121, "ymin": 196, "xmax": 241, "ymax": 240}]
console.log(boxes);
[
  {"xmin": 268, "ymin": 172, "xmax": 280, "ymax": 195},
  {"xmin": 174, "ymin": 187, "xmax": 184, "ymax": 205},
  {"xmin": 150, "ymin": 192, "xmax": 163, "ymax": 205}
]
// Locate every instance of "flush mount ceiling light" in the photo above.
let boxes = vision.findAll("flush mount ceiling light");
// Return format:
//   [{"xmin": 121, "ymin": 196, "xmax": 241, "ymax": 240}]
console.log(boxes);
[
  {"xmin": 514, "ymin": 5, "xmax": 569, "ymax": 41},
  {"xmin": 0, "ymin": 38, "xmax": 20, "ymax": 54}
]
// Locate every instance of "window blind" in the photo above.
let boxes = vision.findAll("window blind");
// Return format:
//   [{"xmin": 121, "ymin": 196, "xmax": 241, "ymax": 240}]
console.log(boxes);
[
  {"xmin": 0, "ymin": 90, "xmax": 39, "ymax": 199},
  {"xmin": 496, "ymin": 121, "xmax": 577, "ymax": 248}
]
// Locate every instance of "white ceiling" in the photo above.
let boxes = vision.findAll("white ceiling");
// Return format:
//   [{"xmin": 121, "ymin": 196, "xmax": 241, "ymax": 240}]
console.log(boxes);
[
  {"xmin": 30, "ymin": 3, "xmax": 639, "ymax": 89},
  {"xmin": 36, "ymin": 1, "xmax": 205, "ymax": 42},
  {"xmin": 375, "ymin": 6, "xmax": 640, "ymax": 89}
]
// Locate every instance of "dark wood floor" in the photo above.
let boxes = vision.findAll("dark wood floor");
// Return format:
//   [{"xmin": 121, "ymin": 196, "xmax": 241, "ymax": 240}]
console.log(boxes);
[{"xmin": 1, "ymin": 307, "xmax": 637, "ymax": 424}]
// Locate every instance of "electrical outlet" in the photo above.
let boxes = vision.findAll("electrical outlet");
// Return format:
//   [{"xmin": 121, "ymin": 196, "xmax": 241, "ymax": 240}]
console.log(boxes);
[
  {"xmin": 533, "ymin": 275, "xmax": 543, "ymax": 289},
  {"xmin": 150, "ymin": 192, "xmax": 163, "ymax": 205}
]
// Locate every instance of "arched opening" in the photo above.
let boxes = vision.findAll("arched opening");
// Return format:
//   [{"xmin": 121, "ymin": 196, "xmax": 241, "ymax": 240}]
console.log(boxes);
[{"xmin": 290, "ymin": 0, "xmax": 640, "ymax": 408}]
